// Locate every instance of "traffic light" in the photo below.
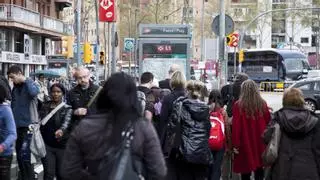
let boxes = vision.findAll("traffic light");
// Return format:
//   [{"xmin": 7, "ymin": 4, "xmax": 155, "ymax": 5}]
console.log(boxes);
[
  {"xmin": 99, "ymin": 51, "xmax": 105, "ymax": 65},
  {"xmin": 83, "ymin": 42, "xmax": 93, "ymax": 64},
  {"xmin": 61, "ymin": 36, "xmax": 74, "ymax": 58},
  {"xmin": 239, "ymin": 49, "xmax": 244, "ymax": 63}
]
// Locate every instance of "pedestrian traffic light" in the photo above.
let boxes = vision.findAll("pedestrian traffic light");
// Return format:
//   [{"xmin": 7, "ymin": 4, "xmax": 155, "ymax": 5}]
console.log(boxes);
[
  {"xmin": 61, "ymin": 36, "xmax": 74, "ymax": 58},
  {"xmin": 83, "ymin": 42, "xmax": 93, "ymax": 64},
  {"xmin": 99, "ymin": 51, "xmax": 105, "ymax": 65},
  {"xmin": 239, "ymin": 49, "xmax": 244, "ymax": 63}
]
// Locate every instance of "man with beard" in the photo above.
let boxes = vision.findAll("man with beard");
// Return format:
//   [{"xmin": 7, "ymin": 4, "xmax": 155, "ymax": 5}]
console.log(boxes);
[{"xmin": 68, "ymin": 67, "xmax": 100, "ymax": 127}]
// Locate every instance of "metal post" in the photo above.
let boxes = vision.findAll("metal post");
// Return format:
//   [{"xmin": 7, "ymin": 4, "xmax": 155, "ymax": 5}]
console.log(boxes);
[
  {"xmin": 128, "ymin": 7, "xmax": 132, "ymax": 75},
  {"xmin": 94, "ymin": 0, "xmax": 100, "ymax": 81},
  {"xmin": 219, "ymin": 0, "xmax": 226, "ymax": 85},
  {"xmin": 200, "ymin": 0, "xmax": 205, "ymax": 62},
  {"xmin": 76, "ymin": 0, "xmax": 82, "ymax": 66},
  {"xmin": 104, "ymin": 23, "xmax": 108, "ymax": 80},
  {"xmin": 107, "ymin": 23, "xmax": 111, "ymax": 77},
  {"xmin": 234, "ymin": 47, "xmax": 237, "ymax": 75},
  {"xmin": 111, "ymin": 23, "xmax": 116, "ymax": 74}
]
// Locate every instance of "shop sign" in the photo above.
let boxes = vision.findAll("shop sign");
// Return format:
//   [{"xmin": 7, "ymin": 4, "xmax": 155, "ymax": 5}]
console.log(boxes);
[{"xmin": 1, "ymin": 51, "xmax": 47, "ymax": 65}]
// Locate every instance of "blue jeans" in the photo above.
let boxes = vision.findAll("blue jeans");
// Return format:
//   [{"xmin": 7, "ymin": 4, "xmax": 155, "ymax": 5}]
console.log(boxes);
[{"xmin": 209, "ymin": 149, "xmax": 225, "ymax": 180}]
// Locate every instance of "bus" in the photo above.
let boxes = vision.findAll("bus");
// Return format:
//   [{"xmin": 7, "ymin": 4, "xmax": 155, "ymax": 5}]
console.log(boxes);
[
  {"xmin": 46, "ymin": 55, "xmax": 69, "ymax": 78},
  {"xmin": 228, "ymin": 49, "xmax": 310, "ymax": 82}
]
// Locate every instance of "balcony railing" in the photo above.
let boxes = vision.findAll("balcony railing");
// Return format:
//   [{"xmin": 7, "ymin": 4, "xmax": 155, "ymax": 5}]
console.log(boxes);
[
  {"xmin": 43, "ymin": 16, "xmax": 64, "ymax": 33},
  {"xmin": 0, "ymin": 4, "xmax": 68, "ymax": 34}
]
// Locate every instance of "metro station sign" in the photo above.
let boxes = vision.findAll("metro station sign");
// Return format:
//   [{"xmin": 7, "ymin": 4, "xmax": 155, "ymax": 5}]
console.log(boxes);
[{"xmin": 99, "ymin": 0, "xmax": 116, "ymax": 22}]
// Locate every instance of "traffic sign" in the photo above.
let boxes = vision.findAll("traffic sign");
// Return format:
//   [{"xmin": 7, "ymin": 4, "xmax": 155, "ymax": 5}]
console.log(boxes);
[
  {"xmin": 211, "ymin": 14, "xmax": 234, "ymax": 36},
  {"xmin": 124, "ymin": 38, "xmax": 135, "ymax": 52},
  {"xmin": 226, "ymin": 32, "xmax": 239, "ymax": 47}
]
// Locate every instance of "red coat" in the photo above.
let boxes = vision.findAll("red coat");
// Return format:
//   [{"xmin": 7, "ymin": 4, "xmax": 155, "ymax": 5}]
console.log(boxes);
[{"xmin": 232, "ymin": 101, "xmax": 270, "ymax": 173}]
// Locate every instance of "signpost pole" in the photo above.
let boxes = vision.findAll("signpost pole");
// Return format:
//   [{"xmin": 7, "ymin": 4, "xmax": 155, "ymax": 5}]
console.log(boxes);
[
  {"xmin": 219, "ymin": 0, "xmax": 226, "ymax": 85},
  {"xmin": 233, "ymin": 47, "xmax": 237, "ymax": 75},
  {"xmin": 76, "ymin": 0, "xmax": 81, "ymax": 66},
  {"xmin": 111, "ymin": 23, "xmax": 116, "ymax": 74}
]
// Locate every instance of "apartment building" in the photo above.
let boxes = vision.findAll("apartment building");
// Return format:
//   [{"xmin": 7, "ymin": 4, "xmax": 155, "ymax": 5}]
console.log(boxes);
[
  {"xmin": 0, "ymin": 0, "xmax": 71, "ymax": 76},
  {"xmin": 229, "ymin": 0, "xmax": 319, "ymax": 54}
]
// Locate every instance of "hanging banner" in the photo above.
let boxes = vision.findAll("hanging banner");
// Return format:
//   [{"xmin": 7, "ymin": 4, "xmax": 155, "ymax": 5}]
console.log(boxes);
[{"xmin": 99, "ymin": 0, "xmax": 116, "ymax": 22}]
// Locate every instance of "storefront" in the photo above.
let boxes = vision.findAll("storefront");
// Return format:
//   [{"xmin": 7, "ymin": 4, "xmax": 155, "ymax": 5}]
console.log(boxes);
[{"xmin": 1, "ymin": 51, "xmax": 47, "ymax": 77}]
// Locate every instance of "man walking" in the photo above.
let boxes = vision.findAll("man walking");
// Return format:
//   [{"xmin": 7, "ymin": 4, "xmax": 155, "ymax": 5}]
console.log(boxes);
[
  {"xmin": 68, "ymin": 67, "xmax": 100, "ymax": 127},
  {"xmin": 159, "ymin": 64, "xmax": 180, "ymax": 90},
  {"xmin": 8, "ymin": 65, "xmax": 39, "ymax": 180}
]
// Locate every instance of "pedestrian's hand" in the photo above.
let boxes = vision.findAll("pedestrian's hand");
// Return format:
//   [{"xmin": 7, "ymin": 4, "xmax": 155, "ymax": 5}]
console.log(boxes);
[
  {"xmin": 0, "ymin": 144, "xmax": 4, "ymax": 154},
  {"xmin": 233, "ymin": 148, "xmax": 239, "ymax": 154},
  {"xmin": 74, "ymin": 108, "xmax": 87, "ymax": 116},
  {"xmin": 55, "ymin": 129, "xmax": 64, "ymax": 139}
]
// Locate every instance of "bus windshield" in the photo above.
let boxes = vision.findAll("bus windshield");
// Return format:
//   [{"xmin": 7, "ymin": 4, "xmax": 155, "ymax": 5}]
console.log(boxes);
[{"xmin": 284, "ymin": 58, "xmax": 309, "ymax": 72}]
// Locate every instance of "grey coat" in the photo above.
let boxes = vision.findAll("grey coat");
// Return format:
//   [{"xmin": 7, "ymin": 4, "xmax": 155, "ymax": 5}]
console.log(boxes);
[{"xmin": 61, "ymin": 113, "xmax": 167, "ymax": 180}]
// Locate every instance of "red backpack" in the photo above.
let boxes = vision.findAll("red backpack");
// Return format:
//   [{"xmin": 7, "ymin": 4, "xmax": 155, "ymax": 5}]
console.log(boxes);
[{"xmin": 208, "ymin": 111, "xmax": 225, "ymax": 150}]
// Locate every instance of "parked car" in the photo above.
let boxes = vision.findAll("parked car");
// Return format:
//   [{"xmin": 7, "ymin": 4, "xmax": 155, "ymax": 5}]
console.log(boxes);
[{"xmin": 290, "ymin": 77, "xmax": 320, "ymax": 112}]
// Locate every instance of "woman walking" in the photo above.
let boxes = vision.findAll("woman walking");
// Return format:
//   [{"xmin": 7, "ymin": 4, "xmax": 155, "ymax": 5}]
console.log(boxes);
[
  {"xmin": 0, "ymin": 84, "xmax": 16, "ymax": 180},
  {"xmin": 40, "ymin": 83, "xmax": 72, "ymax": 180},
  {"xmin": 264, "ymin": 88, "xmax": 320, "ymax": 180},
  {"xmin": 61, "ymin": 72, "xmax": 167, "ymax": 180},
  {"xmin": 232, "ymin": 80, "xmax": 270, "ymax": 180}
]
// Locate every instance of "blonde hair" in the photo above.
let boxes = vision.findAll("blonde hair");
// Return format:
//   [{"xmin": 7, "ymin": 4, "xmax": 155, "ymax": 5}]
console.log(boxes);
[
  {"xmin": 282, "ymin": 88, "xmax": 305, "ymax": 108},
  {"xmin": 170, "ymin": 71, "xmax": 186, "ymax": 90},
  {"xmin": 238, "ymin": 79, "xmax": 265, "ymax": 118},
  {"xmin": 186, "ymin": 80, "xmax": 205, "ymax": 99}
]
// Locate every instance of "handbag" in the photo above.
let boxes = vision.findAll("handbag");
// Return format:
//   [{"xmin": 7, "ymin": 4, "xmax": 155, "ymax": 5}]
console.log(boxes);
[
  {"xmin": 98, "ymin": 121, "xmax": 144, "ymax": 180},
  {"xmin": 29, "ymin": 102, "xmax": 66, "ymax": 158},
  {"xmin": 262, "ymin": 122, "xmax": 281, "ymax": 165}
]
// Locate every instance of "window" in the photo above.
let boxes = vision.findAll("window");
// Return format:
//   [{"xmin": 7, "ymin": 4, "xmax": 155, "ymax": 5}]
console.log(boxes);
[
  {"xmin": 0, "ymin": 29, "xmax": 10, "ymax": 52},
  {"xmin": 301, "ymin": 37, "xmax": 309, "ymax": 43},
  {"xmin": 312, "ymin": 35, "xmax": 317, "ymax": 47},
  {"xmin": 47, "ymin": 6, "xmax": 50, "ymax": 16},
  {"xmin": 297, "ymin": 83, "xmax": 311, "ymax": 91},
  {"xmin": 315, "ymin": 82, "xmax": 320, "ymax": 91},
  {"xmin": 14, "ymin": 31, "xmax": 24, "ymax": 53}
]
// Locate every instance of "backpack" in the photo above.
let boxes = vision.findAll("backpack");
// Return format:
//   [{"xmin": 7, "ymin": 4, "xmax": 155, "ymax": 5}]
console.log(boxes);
[
  {"xmin": 98, "ymin": 121, "xmax": 144, "ymax": 180},
  {"xmin": 208, "ymin": 111, "xmax": 225, "ymax": 150},
  {"xmin": 137, "ymin": 91, "xmax": 146, "ymax": 117}
]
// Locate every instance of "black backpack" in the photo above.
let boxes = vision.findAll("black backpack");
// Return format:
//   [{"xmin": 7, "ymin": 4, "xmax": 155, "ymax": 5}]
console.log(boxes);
[{"xmin": 98, "ymin": 121, "xmax": 144, "ymax": 180}]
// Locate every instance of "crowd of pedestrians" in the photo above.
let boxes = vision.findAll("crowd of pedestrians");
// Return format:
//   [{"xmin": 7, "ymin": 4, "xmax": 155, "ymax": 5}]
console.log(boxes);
[{"xmin": 0, "ymin": 64, "xmax": 319, "ymax": 180}]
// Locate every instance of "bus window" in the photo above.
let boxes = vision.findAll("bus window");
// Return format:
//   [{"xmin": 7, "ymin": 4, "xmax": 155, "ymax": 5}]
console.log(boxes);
[{"xmin": 284, "ymin": 58, "xmax": 303, "ymax": 72}]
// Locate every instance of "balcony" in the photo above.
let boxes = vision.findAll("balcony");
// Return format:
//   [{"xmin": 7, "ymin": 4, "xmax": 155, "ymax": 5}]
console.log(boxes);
[{"xmin": 0, "ymin": 4, "xmax": 68, "ymax": 37}]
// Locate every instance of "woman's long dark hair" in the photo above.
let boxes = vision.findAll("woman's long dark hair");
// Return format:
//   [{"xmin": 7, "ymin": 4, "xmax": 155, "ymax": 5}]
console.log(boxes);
[{"xmin": 96, "ymin": 72, "xmax": 140, "ymax": 144}]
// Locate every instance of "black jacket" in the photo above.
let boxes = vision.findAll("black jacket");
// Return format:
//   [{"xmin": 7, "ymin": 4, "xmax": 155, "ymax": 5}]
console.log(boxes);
[
  {"xmin": 61, "ymin": 113, "xmax": 167, "ymax": 180},
  {"xmin": 160, "ymin": 88, "xmax": 185, "ymax": 146},
  {"xmin": 178, "ymin": 98, "xmax": 212, "ymax": 165},
  {"xmin": 68, "ymin": 82, "xmax": 100, "ymax": 124},
  {"xmin": 264, "ymin": 107, "xmax": 320, "ymax": 180},
  {"xmin": 39, "ymin": 101, "xmax": 73, "ymax": 148}
]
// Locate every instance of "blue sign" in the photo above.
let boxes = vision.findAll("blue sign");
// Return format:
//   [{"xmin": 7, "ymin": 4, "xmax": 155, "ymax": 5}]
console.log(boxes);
[{"xmin": 124, "ymin": 38, "xmax": 135, "ymax": 52}]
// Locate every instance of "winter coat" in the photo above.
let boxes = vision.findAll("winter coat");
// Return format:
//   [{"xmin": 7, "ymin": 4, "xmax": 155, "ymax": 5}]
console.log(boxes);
[
  {"xmin": 232, "ymin": 101, "xmax": 270, "ymax": 173},
  {"xmin": 68, "ymin": 82, "xmax": 99, "ymax": 125},
  {"xmin": 39, "ymin": 101, "xmax": 72, "ymax": 149},
  {"xmin": 264, "ymin": 107, "xmax": 320, "ymax": 180},
  {"xmin": 61, "ymin": 113, "xmax": 167, "ymax": 180},
  {"xmin": 178, "ymin": 98, "xmax": 212, "ymax": 165},
  {"xmin": 11, "ymin": 78, "xmax": 40, "ymax": 128},
  {"xmin": 0, "ymin": 104, "xmax": 16, "ymax": 156},
  {"xmin": 160, "ymin": 88, "xmax": 185, "ymax": 148}
]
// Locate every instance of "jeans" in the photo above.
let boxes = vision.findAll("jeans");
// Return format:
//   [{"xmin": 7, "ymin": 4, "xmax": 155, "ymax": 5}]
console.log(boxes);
[
  {"xmin": 0, "ymin": 155, "xmax": 12, "ymax": 180},
  {"xmin": 241, "ymin": 167, "xmax": 264, "ymax": 180},
  {"xmin": 41, "ymin": 145, "xmax": 65, "ymax": 180},
  {"xmin": 209, "ymin": 149, "xmax": 225, "ymax": 180},
  {"xmin": 16, "ymin": 127, "xmax": 34, "ymax": 180}
]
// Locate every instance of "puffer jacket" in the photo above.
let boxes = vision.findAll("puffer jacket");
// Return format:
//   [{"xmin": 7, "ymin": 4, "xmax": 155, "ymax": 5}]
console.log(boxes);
[
  {"xmin": 39, "ymin": 101, "xmax": 72, "ymax": 149},
  {"xmin": 179, "ymin": 98, "xmax": 212, "ymax": 165},
  {"xmin": 264, "ymin": 107, "xmax": 320, "ymax": 180},
  {"xmin": 166, "ymin": 97, "xmax": 212, "ymax": 165},
  {"xmin": 61, "ymin": 113, "xmax": 167, "ymax": 180}
]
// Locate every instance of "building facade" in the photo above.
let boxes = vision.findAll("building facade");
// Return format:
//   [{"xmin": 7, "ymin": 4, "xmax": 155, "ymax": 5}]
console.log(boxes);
[{"xmin": 0, "ymin": 0, "xmax": 71, "ymax": 77}]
